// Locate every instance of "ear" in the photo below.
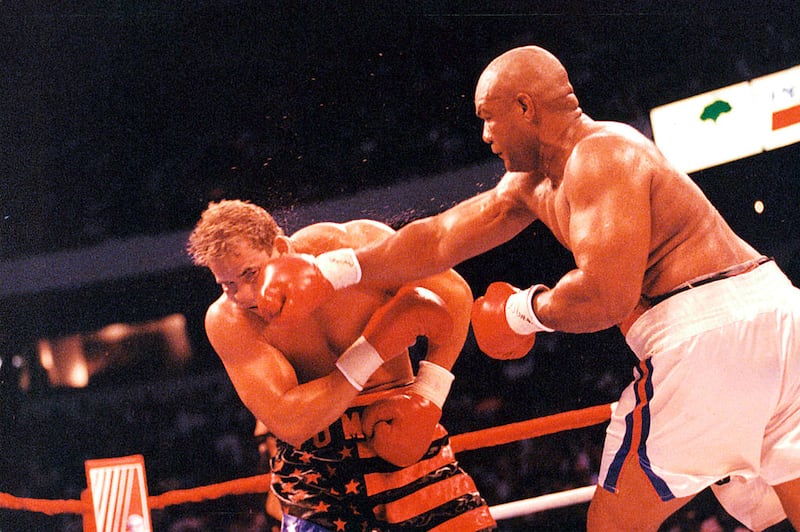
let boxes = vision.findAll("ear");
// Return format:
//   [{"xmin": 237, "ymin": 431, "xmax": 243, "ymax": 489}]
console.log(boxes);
[
  {"xmin": 516, "ymin": 93, "xmax": 535, "ymax": 120},
  {"xmin": 273, "ymin": 235, "xmax": 294, "ymax": 255}
]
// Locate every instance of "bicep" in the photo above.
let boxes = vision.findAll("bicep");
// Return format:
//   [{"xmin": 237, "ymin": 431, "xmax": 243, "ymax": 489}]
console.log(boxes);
[
  {"xmin": 412, "ymin": 270, "xmax": 473, "ymax": 370},
  {"xmin": 206, "ymin": 311, "xmax": 298, "ymax": 414},
  {"xmin": 566, "ymin": 153, "xmax": 650, "ymax": 305}
]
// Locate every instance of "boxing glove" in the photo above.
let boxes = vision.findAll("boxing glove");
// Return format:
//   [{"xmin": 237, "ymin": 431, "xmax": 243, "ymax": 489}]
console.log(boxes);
[
  {"xmin": 362, "ymin": 393, "xmax": 439, "ymax": 467},
  {"xmin": 362, "ymin": 361, "xmax": 454, "ymax": 467},
  {"xmin": 471, "ymin": 282, "xmax": 554, "ymax": 360},
  {"xmin": 336, "ymin": 287, "xmax": 454, "ymax": 391},
  {"xmin": 259, "ymin": 249, "xmax": 361, "ymax": 322}
]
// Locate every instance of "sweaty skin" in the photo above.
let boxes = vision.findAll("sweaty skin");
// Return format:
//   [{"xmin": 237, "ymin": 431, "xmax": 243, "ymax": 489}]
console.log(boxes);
[
  {"xmin": 203, "ymin": 219, "xmax": 472, "ymax": 446},
  {"xmin": 254, "ymin": 46, "xmax": 798, "ymax": 529},
  {"xmin": 353, "ymin": 46, "xmax": 759, "ymax": 333},
  {"xmin": 345, "ymin": 46, "xmax": 792, "ymax": 530}
]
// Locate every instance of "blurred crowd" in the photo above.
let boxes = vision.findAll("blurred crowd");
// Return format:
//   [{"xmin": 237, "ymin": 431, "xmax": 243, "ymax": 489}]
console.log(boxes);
[{"xmin": 3, "ymin": 319, "xmax": 795, "ymax": 530}]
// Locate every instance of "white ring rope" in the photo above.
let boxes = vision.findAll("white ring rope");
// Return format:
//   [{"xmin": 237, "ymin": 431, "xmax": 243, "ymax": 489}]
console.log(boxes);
[{"xmin": 489, "ymin": 485, "xmax": 597, "ymax": 521}]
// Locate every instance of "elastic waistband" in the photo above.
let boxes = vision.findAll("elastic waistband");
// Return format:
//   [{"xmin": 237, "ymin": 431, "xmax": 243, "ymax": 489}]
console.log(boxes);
[
  {"xmin": 625, "ymin": 259, "xmax": 789, "ymax": 358},
  {"xmin": 644, "ymin": 256, "xmax": 773, "ymax": 307}
]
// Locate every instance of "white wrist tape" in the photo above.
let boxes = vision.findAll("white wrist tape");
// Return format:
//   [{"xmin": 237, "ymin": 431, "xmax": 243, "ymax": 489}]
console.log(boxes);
[
  {"xmin": 410, "ymin": 361, "xmax": 454, "ymax": 409},
  {"xmin": 316, "ymin": 248, "xmax": 362, "ymax": 290},
  {"xmin": 335, "ymin": 336, "xmax": 384, "ymax": 391},
  {"xmin": 505, "ymin": 284, "xmax": 555, "ymax": 335}
]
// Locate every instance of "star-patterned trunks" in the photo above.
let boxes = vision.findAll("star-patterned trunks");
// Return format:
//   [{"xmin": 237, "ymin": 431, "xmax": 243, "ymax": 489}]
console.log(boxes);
[{"xmin": 271, "ymin": 386, "xmax": 496, "ymax": 531}]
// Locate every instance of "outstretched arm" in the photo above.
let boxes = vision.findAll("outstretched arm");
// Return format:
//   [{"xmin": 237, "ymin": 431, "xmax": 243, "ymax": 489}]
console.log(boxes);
[
  {"xmin": 357, "ymin": 175, "xmax": 537, "ymax": 286},
  {"xmin": 259, "ymin": 173, "xmax": 538, "ymax": 322}
]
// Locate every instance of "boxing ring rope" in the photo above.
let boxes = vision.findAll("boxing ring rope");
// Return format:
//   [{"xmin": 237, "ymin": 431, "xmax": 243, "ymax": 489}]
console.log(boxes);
[
  {"xmin": 489, "ymin": 486, "xmax": 598, "ymax": 521},
  {"xmin": 449, "ymin": 401, "xmax": 615, "ymax": 453},
  {"xmin": 0, "ymin": 402, "xmax": 615, "ymax": 523}
]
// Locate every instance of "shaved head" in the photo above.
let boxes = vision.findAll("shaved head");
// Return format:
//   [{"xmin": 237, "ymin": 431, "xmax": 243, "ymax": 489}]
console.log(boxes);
[
  {"xmin": 476, "ymin": 46, "xmax": 579, "ymax": 115},
  {"xmin": 474, "ymin": 46, "xmax": 584, "ymax": 173}
]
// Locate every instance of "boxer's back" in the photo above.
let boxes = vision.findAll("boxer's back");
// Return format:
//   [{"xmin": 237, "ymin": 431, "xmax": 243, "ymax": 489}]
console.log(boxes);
[{"xmin": 533, "ymin": 121, "xmax": 761, "ymax": 299}]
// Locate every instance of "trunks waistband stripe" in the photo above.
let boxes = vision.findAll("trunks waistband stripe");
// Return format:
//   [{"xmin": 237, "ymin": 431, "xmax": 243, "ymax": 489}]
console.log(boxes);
[{"xmin": 644, "ymin": 256, "xmax": 773, "ymax": 307}]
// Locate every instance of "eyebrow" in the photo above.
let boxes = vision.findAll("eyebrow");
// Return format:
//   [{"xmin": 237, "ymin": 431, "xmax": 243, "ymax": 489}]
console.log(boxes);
[{"xmin": 475, "ymin": 98, "xmax": 494, "ymax": 116}]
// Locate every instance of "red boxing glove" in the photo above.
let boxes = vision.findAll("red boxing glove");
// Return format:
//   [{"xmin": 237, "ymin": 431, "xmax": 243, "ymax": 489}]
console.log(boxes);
[
  {"xmin": 336, "ymin": 287, "xmax": 454, "ymax": 391},
  {"xmin": 471, "ymin": 282, "xmax": 553, "ymax": 360},
  {"xmin": 362, "ymin": 392, "xmax": 442, "ymax": 467},
  {"xmin": 259, "ymin": 249, "xmax": 362, "ymax": 323},
  {"xmin": 362, "ymin": 286, "xmax": 453, "ymax": 361}
]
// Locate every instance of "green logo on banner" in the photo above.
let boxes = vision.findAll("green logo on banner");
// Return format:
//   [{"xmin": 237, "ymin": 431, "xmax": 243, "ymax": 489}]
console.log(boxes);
[{"xmin": 700, "ymin": 100, "xmax": 732, "ymax": 122}]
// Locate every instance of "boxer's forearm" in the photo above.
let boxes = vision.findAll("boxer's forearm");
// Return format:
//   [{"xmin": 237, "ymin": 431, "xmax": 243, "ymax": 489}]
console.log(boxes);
[
  {"xmin": 356, "ymin": 217, "xmax": 453, "ymax": 286},
  {"xmin": 240, "ymin": 372, "xmax": 361, "ymax": 448},
  {"xmin": 357, "ymin": 188, "xmax": 535, "ymax": 286}
]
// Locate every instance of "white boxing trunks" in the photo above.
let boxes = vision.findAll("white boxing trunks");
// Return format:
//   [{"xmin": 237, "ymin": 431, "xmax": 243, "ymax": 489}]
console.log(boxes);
[{"xmin": 599, "ymin": 259, "xmax": 800, "ymax": 530}]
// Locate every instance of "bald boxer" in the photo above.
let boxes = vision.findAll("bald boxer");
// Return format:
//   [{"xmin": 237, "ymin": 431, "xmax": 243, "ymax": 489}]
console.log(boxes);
[
  {"xmin": 261, "ymin": 46, "xmax": 800, "ymax": 530},
  {"xmin": 187, "ymin": 200, "xmax": 495, "ymax": 532}
]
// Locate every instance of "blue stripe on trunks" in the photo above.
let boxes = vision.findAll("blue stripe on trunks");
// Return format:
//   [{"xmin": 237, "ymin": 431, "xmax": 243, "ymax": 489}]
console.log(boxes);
[{"xmin": 603, "ymin": 358, "xmax": 674, "ymax": 501}]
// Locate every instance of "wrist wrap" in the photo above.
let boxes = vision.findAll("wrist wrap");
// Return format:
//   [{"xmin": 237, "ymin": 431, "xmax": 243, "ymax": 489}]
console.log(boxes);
[
  {"xmin": 410, "ymin": 361, "xmax": 454, "ymax": 409},
  {"xmin": 335, "ymin": 336, "xmax": 383, "ymax": 391},
  {"xmin": 505, "ymin": 284, "xmax": 555, "ymax": 334},
  {"xmin": 316, "ymin": 248, "xmax": 362, "ymax": 290}
]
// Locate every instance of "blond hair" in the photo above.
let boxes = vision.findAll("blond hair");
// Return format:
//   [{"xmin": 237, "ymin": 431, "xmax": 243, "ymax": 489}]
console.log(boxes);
[{"xmin": 187, "ymin": 200, "xmax": 283, "ymax": 266}]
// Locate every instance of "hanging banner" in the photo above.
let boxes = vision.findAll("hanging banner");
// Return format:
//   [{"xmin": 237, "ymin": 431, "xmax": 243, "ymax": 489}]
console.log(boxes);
[
  {"xmin": 751, "ymin": 65, "xmax": 800, "ymax": 151},
  {"xmin": 650, "ymin": 65, "xmax": 800, "ymax": 173}
]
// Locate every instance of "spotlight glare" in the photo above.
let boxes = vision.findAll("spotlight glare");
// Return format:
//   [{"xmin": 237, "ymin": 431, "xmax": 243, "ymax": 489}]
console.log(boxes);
[{"xmin": 754, "ymin": 200, "xmax": 764, "ymax": 214}]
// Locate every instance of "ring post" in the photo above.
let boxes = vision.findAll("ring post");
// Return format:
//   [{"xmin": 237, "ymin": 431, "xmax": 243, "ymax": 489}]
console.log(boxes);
[{"xmin": 84, "ymin": 455, "xmax": 152, "ymax": 532}]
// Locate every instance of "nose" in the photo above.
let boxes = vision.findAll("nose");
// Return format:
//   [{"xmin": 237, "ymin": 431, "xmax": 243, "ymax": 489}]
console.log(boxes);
[
  {"xmin": 237, "ymin": 283, "xmax": 256, "ymax": 307},
  {"xmin": 481, "ymin": 122, "xmax": 492, "ymax": 144},
  {"xmin": 232, "ymin": 283, "xmax": 257, "ymax": 308}
]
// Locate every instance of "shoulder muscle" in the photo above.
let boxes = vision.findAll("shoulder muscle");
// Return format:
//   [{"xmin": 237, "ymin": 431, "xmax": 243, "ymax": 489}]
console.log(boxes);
[{"xmin": 291, "ymin": 220, "xmax": 394, "ymax": 253}]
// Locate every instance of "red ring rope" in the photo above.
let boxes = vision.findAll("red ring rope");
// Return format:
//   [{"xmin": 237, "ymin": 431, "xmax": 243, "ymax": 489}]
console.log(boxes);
[
  {"xmin": 0, "ymin": 403, "xmax": 614, "ymax": 516},
  {"xmin": 450, "ymin": 402, "xmax": 614, "ymax": 453}
]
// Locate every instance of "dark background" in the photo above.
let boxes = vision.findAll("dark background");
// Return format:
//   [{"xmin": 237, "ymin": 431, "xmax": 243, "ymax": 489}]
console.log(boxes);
[
  {"xmin": 2, "ymin": 2, "xmax": 800, "ymax": 530},
  {"xmin": 3, "ymin": 1, "xmax": 799, "ymax": 261}
]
